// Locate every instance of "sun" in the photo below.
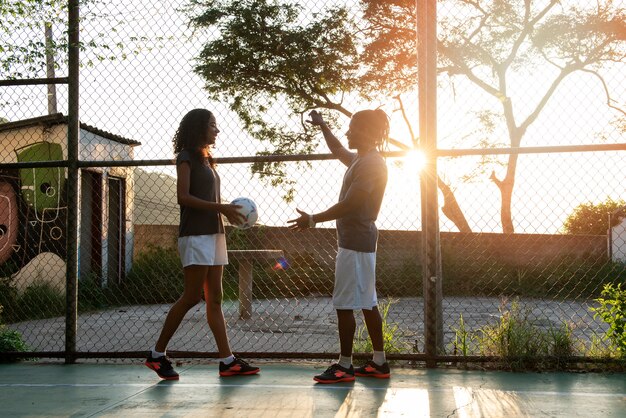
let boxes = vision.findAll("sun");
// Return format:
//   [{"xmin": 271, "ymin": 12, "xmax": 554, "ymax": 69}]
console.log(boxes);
[
  {"xmin": 386, "ymin": 149, "xmax": 426, "ymax": 202},
  {"xmin": 402, "ymin": 150, "xmax": 426, "ymax": 174}
]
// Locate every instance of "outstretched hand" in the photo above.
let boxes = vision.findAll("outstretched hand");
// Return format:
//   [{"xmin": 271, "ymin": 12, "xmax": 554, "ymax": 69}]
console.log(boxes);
[
  {"xmin": 306, "ymin": 110, "xmax": 325, "ymax": 127},
  {"xmin": 221, "ymin": 203, "xmax": 246, "ymax": 226},
  {"xmin": 288, "ymin": 208, "xmax": 312, "ymax": 231}
]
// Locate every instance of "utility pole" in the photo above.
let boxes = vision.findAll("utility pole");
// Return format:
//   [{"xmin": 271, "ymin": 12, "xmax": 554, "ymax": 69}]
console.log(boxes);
[{"xmin": 45, "ymin": 22, "xmax": 58, "ymax": 115}]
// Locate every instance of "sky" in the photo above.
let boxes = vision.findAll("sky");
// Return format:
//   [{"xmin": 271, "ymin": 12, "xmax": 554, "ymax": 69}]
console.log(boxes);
[{"xmin": 1, "ymin": 0, "xmax": 624, "ymax": 234}]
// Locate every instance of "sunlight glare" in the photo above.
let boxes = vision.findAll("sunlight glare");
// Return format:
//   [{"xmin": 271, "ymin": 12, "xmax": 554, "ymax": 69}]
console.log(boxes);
[
  {"xmin": 377, "ymin": 388, "xmax": 430, "ymax": 417},
  {"xmin": 403, "ymin": 150, "xmax": 426, "ymax": 174}
]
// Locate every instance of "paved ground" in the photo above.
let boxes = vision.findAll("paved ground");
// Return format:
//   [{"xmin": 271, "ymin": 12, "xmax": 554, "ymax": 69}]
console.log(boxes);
[
  {"xmin": 1, "ymin": 362, "xmax": 625, "ymax": 417},
  {"xmin": 10, "ymin": 296, "xmax": 606, "ymax": 355}
]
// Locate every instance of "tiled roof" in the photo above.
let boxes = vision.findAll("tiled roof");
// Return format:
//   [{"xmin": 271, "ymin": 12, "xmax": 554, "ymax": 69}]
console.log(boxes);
[{"xmin": 0, "ymin": 113, "xmax": 141, "ymax": 146}]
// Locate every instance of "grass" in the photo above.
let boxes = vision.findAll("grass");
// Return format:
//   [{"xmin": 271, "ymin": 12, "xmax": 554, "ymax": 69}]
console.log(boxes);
[
  {"xmin": 451, "ymin": 298, "xmax": 577, "ymax": 370},
  {"xmin": 353, "ymin": 299, "xmax": 410, "ymax": 355}
]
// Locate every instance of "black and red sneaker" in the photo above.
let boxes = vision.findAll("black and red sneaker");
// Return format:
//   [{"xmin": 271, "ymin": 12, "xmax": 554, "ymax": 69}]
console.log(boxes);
[
  {"xmin": 145, "ymin": 353, "xmax": 179, "ymax": 380},
  {"xmin": 355, "ymin": 360, "xmax": 390, "ymax": 379},
  {"xmin": 219, "ymin": 357, "xmax": 260, "ymax": 377},
  {"xmin": 313, "ymin": 363, "xmax": 355, "ymax": 384}
]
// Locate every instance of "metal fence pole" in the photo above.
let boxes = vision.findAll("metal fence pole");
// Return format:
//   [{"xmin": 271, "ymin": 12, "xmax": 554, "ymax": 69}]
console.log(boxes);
[
  {"xmin": 418, "ymin": 0, "xmax": 443, "ymax": 367},
  {"xmin": 65, "ymin": 0, "xmax": 80, "ymax": 364}
]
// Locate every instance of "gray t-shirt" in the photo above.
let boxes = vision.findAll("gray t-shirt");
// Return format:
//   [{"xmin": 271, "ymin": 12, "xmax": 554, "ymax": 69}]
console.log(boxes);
[
  {"xmin": 177, "ymin": 149, "xmax": 224, "ymax": 237},
  {"xmin": 336, "ymin": 150, "xmax": 388, "ymax": 253}
]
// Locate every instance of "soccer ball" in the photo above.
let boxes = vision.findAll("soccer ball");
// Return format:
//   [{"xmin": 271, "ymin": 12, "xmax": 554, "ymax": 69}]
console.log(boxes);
[{"xmin": 230, "ymin": 197, "xmax": 258, "ymax": 229}]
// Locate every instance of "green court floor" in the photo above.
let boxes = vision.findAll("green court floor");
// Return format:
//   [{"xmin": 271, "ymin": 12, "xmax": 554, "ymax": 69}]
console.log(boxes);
[{"xmin": 0, "ymin": 361, "xmax": 624, "ymax": 417}]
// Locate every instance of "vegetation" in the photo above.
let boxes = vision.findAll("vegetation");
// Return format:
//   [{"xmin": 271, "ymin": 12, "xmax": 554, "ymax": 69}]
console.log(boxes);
[
  {"xmin": 0, "ymin": 245, "xmax": 237, "ymax": 323},
  {"xmin": 452, "ymin": 299, "xmax": 575, "ymax": 370},
  {"xmin": 590, "ymin": 282, "xmax": 626, "ymax": 358},
  {"xmin": 0, "ymin": 327, "xmax": 29, "ymax": 360},
  {"xmin": 563, "ymin": 198, "xmax": 626, "ymax": 235},
  {"xmin": 0, "ymin": 279, "xmax": 64, "ymax": 323},
  {"xmin": 354, "ymin": 299, "xmax": 409, "ymax": 355},
  {"xmin": 0, "ymin": 305, "xmax": 29, "ymax": 360},
  {"xmin": 0, "ymin": 0, "xmax": 169, "ymax": 80}
]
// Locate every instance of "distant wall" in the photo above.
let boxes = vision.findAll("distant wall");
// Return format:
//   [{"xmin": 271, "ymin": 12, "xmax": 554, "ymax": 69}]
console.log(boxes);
[{"xmin": 133, "ymin": 224, "xmax": 608, "ymax": 268}]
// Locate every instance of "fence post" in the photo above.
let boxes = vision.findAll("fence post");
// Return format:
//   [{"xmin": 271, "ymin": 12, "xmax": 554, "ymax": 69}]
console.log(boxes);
[
  {"xmin": 65, "ymin": 0, "xmax": 80, "ymax": 364},
  {"xmin": 418, "ymin": 0, "xmax": 443, "ymax": 367}
]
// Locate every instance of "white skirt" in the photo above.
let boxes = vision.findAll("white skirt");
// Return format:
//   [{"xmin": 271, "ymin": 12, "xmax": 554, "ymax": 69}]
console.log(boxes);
[
  {"xmin": 333, "ymin": 247, "xmax": 378, "ymax": 310},
  {"xmin": 178, "ymin": 234, "xmax": 228, "ymax": 267}
]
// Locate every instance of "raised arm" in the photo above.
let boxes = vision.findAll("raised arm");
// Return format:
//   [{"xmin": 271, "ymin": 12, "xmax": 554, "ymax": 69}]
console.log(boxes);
[{"xmin": 307, "ymin": 110, "xmax": 354, "ymax": 167}]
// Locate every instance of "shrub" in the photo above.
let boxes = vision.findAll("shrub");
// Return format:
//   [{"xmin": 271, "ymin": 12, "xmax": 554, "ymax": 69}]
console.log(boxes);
[
  {"xmin": 0, "ymin": 278, "xmax": 18, "ymax": 323},
  {"xmin": 78, "ymin": 273, "xmax": 116, "ymax": 312},
  {"xmin": 18, "ymin": 282, "xmax": 65, "ymax": 320},
  {"xmin": 122, "ymin": 246, "xmax": 185, "ymax": 305},
  {"xmin": 123, "ymin": 245, "xmax": 238, "ymax": 304},
  {"xmin": 563, "ymin": 198, "xmax": 625, "ymax": 235},
  {"xmin": 0, "ymin": 327, "xmax": 29, "ymax": 360},
  {"xmin": 0, "ymin": 305, "xmax": 29, "ymax": 361},
  {"xmin": 590, "ymin": 282, "xmax": 626, "ymax": 358}
]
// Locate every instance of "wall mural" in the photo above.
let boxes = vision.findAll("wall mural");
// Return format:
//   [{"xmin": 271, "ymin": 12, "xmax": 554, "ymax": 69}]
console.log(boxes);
[{"xmin": 0, "ymin": 141, "xmax": 67, "ymax": 281}]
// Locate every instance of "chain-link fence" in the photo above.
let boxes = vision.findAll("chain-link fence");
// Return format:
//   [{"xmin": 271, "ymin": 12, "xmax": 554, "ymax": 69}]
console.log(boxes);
[{"xmin": 1, "ymin": 0, "xmax": 625, "ymax": 367}]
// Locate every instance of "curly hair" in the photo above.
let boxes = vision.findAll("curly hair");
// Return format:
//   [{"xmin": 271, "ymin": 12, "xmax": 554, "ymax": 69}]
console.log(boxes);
[
  {"xmin": 350, "ymin": 109, "xmax": 390, "ymax": 151},
  {"xmin": 172, "ymin": 108, "xmax": 215, "ymax": 167}
]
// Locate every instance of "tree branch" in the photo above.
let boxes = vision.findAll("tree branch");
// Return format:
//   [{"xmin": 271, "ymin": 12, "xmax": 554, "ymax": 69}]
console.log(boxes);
[
  {"xmin": 438, "ymin": 44, "xmax": 501, "ymax": 98},
  {"xmin": 393, "ymin": 95, "xmax": 417, "ymax": 147},
  {"xmin": 579, "ymin": 68, "xmax": 626, "ymax": 117},
  {"xmin": 501, "ymin": 0, "xmax": 559, "ymax": 71}
]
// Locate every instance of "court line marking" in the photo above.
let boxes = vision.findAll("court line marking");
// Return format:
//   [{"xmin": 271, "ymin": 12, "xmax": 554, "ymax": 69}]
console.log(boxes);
[{"xmin": 0, "ymin": 382, "xmax": 624, "ymax": 398}]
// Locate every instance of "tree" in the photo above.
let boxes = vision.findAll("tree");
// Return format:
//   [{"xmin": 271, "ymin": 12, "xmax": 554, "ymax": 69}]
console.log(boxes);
[
  {"xmin": 1, "ymin": 0, "xmax": 167, "ymax": 80},
  {"xmin": 187, "ymin": 0, "xmax": 362, "ymax": 202},
  {"xmin": 563, "ymin": 198, "xmax": 625, "ymax": 235},
  {"xmin": 355, "ymin": 0, "xmax": 626, "ymax": 233},
  {"xmin": 188, "ymin": 0, "xmax": 625, "ymax": 232},
  {"xmin": 187, "ymin": 0, "xmax": 471, "ymax": 230}
]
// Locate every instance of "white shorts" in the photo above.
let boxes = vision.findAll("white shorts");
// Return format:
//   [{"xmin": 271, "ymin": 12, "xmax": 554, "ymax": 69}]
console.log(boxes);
[
  {"xmin": 178, "ymin": 234, "xmax": 228, "ymax": 267},
  {"xmin": 333, "ymin": 247, "xmax": 378, "ymax": 310}
]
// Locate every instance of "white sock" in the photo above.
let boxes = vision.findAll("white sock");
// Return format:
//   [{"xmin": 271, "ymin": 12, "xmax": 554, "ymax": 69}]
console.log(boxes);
[
  {"xmin": 151, "ymin": 347, "xmax": 166, "ymax": 358},
  {"xmin": 220, "ymin": 354, "xmax": 236, "ymax": 365},
  {"xmin": 338, "ymin": 355, "xmax": 352, "ymax": 369},
  {"xmin": 373, "ymin": 351, "xmax": 386, "ymax": 366}
]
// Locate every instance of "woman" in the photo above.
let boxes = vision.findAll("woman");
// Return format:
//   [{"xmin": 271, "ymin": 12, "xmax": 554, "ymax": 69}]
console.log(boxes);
[{"xmin": 145, "ymin": 109, "xmax": 260, "ymax": 380}]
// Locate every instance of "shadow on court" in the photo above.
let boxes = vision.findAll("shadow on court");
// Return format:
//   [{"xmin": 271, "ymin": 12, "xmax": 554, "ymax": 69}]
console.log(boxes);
[{"xmin": 0, "ymin": 361, "xmax": 624, "ymax": 417}]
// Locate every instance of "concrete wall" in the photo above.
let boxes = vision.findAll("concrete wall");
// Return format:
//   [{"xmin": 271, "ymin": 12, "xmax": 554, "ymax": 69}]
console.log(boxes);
[{"xmin": 134, "ymin": 224, "xmax": 608, "ymax": 268}]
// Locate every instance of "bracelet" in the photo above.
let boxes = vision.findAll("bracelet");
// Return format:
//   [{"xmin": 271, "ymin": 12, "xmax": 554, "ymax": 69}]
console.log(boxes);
[{"xmin": 308, "ymin": 214, "xmax": 316, "ymax": 228}]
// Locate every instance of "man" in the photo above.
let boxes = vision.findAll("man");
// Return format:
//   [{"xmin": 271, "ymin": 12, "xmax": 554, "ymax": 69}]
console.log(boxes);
[{"xmin": 289, "ymin": 109, "xmax": 390, "ymax": 383}]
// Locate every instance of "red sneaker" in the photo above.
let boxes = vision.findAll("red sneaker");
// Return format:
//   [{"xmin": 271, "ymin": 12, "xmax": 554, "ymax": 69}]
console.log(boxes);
[
  {"xmin": 313, "ymin": 363, "xmax": 355, "ymax": 384},
  {"xmin": 219, "ymin": 357, "xmax": 260, "ymax": 376},
  {"xmin": 145, "ymin": 353, "xmax": 179, "ymax": 380},
  {"xmin": 355, "ymin": 360, "xmax": 390, "ymax": 379}
]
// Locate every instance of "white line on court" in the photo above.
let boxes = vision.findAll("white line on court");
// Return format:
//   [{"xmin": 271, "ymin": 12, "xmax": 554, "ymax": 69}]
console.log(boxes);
[{"xmin": 1, "ymin": 382, "xmax": 625, "ymax": 398}]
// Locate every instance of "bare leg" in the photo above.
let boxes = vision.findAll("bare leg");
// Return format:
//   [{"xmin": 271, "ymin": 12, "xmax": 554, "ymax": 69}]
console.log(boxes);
[
  {"xmin": 362, "ymin": 306, "xmax": 384, "ymax": 352},
  {"xmin": 336, "ymin": 309, "xmax": 356, "ymax": 357},
  {"xmin": 154, "ymin": 265, "xmax": 207, "ymax": 352},
  {"xmin": 204, "ymin": 265, "xmax": 232, "ymax": 358}
]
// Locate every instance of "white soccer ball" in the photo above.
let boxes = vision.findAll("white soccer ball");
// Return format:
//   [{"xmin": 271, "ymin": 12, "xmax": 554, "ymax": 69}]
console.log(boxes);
[{"xmin": 230, "ymin": 197, "xmax": 258, "ymax": 229}]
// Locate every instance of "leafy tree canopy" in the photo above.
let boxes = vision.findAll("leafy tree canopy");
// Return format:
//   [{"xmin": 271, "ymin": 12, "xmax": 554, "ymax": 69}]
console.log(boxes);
[
  {"xmin": 563, "ymin": 198, "xmax": 626, "ymax": 235},
  {"xmin": 1, "ymin": 0, "xmax": 167, "ymax": 80}
]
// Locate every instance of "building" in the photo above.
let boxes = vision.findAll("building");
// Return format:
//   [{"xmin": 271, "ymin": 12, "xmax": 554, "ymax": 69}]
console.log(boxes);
[
  {"xmin": 609, "ymin": 206, "xmax": 626, "ymax": 264},
  {"xmin": 0, "ymin": 113, "xmax": 140, "ymax": 291}
]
